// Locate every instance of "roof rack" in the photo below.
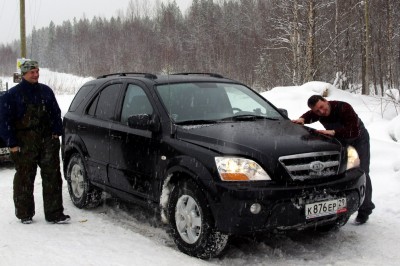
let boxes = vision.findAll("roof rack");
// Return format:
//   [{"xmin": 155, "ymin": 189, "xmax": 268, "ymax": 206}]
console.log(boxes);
[
  {"xmin": 97, "ymin": 72, "xmax": 157, "ymax": 79},
  {"xmin": 172, "ymin": 72, "xmax": 224, "ymax": 78}
]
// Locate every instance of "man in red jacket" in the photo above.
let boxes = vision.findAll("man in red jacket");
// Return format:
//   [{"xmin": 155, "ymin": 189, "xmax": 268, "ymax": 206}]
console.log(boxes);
[{"xmin": 292, "ymin": 95, "xmax": 375, "ymax": 225}]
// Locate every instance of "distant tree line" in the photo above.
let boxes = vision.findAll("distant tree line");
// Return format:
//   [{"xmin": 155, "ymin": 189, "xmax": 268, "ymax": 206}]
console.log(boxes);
[{"xmin": 0, "ymin": 0, "xmax": 399, "ymax": 94}]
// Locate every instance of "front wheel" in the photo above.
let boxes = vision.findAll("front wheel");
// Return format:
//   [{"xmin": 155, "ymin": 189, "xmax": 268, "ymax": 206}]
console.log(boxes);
[
  {"xmin": 167, "ymin": 180, "xmax": 229, "ymax": 259},
  {"xmin": 66, "ymin": 153, "xmax": 102, "ymax": 209}
]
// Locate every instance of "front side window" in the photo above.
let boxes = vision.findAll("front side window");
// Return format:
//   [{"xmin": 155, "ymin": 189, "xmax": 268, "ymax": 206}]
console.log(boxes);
[{"xmin": 120, "ymin": 84, "xmax": 153, "ymax": 124}]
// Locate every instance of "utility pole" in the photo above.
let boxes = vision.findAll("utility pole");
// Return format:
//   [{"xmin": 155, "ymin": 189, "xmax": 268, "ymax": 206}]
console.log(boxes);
[{"xmin": 20, "ymin": 0, "xmax": 26, "ymax": 58}]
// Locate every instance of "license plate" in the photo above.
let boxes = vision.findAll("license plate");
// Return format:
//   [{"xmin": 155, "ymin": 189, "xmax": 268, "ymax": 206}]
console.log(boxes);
[
  {"xmin": 305, "ymin": 198, "xmax": 347, "ymax": 219},
  {"xmin": 0, "ymin": 147, "xmax": 9, "ymax": 155}
]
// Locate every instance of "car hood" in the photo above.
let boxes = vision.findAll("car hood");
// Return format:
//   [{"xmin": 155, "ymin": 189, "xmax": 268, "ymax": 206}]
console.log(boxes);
[{"xmin": 175, "ymin": 119, "xmax": 342, "ymax": 159}]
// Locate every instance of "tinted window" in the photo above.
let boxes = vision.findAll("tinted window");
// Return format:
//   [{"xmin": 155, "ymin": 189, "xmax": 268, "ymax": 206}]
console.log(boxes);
[
  {"xmin": 68, "ymin": 84, "xmax": 95, "ymax": 112},
  {"xmin": 120, "ymin": 84, "xmax": 153, "ymax": 124},
  {"xmin": 89, "ymin": 83, "xmax": 123, "ymax": 120},
  {"xmin": 87, "ymin": 95, "xmax": 99, "ymax": 116}
]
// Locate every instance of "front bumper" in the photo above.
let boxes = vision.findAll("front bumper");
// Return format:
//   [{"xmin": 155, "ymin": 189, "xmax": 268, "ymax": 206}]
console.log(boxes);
[{"xmin": 210, "ymin": 168, "xmax": 366, "ymax": 234}]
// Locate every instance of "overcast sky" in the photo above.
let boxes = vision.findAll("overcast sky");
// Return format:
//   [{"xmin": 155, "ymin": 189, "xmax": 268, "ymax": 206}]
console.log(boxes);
[{"xmin": 0, "ymin": 0, "xmax": 191, "ymax": 45}]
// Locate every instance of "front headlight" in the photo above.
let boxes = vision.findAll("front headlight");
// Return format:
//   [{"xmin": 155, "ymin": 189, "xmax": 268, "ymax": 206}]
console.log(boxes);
[
  {"xmin": 346, "ymin": 145, "xmax": 360, "ymax": 170},
  {"xmin": 215, "ymin": 157, "xmax": 271, "ymax": 181}
]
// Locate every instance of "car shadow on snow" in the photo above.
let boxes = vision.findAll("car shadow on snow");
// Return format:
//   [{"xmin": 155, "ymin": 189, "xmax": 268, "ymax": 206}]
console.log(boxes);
[
  {"xmin": 218, "ymin": 227, "xmax": 360, "ymax": 262},
  {"xmin": 87, "ymin": 195, "xmax": 176, "ymax": 248},
  {"xmin": 77, "ymin": 193, "xmax": 360, "ymax": 262}
]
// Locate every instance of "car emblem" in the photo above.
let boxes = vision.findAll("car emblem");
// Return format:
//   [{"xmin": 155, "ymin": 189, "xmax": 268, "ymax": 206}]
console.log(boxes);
[{"xmin": 310, "ymin": 161, "xmax": 325, "ymax": 172}]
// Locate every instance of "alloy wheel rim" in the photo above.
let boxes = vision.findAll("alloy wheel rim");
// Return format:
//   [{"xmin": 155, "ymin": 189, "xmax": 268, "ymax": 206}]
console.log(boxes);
[
  {"xmin": 70, "ymin": 164, "xmax": 84, "ymax": 198},
  {"xmin": 175, "ymin": 195, "xmax": 202, "ymax": 244}
]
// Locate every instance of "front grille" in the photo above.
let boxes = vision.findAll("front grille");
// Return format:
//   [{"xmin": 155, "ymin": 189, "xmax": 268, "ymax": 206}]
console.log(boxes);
[{"xmin": 279, "ymin": 151, "xmax": 341, "ymax": 181}]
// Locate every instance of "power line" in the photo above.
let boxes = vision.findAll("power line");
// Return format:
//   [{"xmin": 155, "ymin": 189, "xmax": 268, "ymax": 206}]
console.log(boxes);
[
  {"xmin": 29, "ymin": 0, "xmax": 42, "ymax": 30},
  {"xmin": 28, "ymin": 0, "xmax": 42, "ymax": 56},
  {"xmin": 0, "ymin": 0, "xmax": 19, "ymax": 44}
]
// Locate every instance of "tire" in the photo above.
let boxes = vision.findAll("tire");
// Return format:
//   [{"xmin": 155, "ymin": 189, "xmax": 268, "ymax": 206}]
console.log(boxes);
[
  {"xmin": 167, "ymin": 180, "xmax": 229, "ymax": 259},
  {"xmin": 66, "ymin": 153, "xmax": 102, "ymax": 209}
]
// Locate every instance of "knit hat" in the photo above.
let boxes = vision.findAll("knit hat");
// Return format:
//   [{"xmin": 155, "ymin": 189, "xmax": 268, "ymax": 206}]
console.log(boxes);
[{"xmin": 20, "ymin": 60, "xmax": 39, "ymax": 75}]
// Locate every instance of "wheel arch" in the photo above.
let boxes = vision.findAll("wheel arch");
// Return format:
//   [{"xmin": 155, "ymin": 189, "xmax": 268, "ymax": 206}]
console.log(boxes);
[
  {"xmin": 162, "ymin": 166, "xmax": 229, "ymax": 258},
  {"xmin": 159, "ymin": 157, "xmax": 218, "ymax": 225},
  {"xmin": 62, "ymin": 134, "xmax": 89, "ymax": 178}
]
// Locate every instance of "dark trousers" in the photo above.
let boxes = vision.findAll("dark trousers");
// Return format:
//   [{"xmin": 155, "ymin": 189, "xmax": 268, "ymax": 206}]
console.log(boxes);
[
  {"xmin": 11, "ymin": 132, "xmax": 64, "ymax": 221},
  {"xmin": 351, "ymin": 130, "xmax": 375, "ymax": 215}
]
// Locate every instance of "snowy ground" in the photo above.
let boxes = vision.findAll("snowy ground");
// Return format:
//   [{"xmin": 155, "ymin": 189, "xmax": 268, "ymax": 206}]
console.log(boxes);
[{"xmin": 1, "ymin": 72, "xmax": 400, "ymax": 265}]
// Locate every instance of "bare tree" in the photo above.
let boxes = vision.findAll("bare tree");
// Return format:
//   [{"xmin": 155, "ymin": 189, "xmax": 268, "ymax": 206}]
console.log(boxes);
[
  {"xmin": 305, "ymin": 0, "xmax": 316, "ymax": 82},
  {"xmin": 292, "ymin": 0, "xmax": 302, "ymax": 85},
  {"xmin": 0, "ymin": 0, "xmax": 400, "ymax": 93},
  {"xmin": 386, "ymin": 0, "xmax": 394, "ymax": 90},
  {"xmin": 362, "ymin": 0, "xmax": 371, "ymax": 95}
]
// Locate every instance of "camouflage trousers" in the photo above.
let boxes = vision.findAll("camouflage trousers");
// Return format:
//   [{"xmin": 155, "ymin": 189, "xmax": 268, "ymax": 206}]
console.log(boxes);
[{"xmin": 11, "ymin": 131, "xmax": 64, "ymax": 221}]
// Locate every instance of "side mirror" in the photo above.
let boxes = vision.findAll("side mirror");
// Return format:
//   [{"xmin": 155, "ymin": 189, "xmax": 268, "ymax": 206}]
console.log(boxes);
[
  {"xmin": 128, "ymin": 114, "xmax": 160, "ymax": 132},
  {"xmin": 278, "ymin": 108, "xmax": 288, "ymax": 117}
]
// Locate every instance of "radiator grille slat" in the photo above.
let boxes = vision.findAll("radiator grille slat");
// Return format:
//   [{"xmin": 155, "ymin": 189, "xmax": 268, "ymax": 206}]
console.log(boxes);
[{"xmin": 279, "ymin": 151, "xmax": 341, "ymax": 181}]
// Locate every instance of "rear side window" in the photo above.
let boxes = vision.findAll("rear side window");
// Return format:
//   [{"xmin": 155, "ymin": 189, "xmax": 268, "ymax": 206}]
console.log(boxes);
[
  {"xmin": 68, "ymin": 84, "xmax": 96, "ymax": 112},
  {"xmin": 87, "ymin": 83, "xmax": 123, "ymax": 120}
]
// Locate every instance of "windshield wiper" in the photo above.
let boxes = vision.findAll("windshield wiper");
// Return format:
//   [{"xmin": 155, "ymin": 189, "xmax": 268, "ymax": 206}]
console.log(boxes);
[
  {"xmin": 222, "ymin": 115, "xmax": 279, "ymax": 121},
  {"xmin": 175, "ymin": 119, "xmax": 218, "ymax": 125}
]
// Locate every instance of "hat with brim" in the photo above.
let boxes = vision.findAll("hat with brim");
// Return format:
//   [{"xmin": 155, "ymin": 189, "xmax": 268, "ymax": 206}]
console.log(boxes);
[{"xmin": 21, "ymin": 60, "xmax": 39, "ymax": 75}]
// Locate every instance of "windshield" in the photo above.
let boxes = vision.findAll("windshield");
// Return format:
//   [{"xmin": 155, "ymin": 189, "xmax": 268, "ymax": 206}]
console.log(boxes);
[{"xmin": 156, "ymin": 82, "xmax": 284, "ymax": 123}]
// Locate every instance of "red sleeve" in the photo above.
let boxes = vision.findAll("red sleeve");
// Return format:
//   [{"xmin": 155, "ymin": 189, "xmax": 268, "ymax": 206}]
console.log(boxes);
[
  {"xmin": 300, "ymin": 110, "xmax": 320, "ymax": 124},
  {"xmin": 334, "ymin": 102, "xmax": 361, "ymax": 139}
]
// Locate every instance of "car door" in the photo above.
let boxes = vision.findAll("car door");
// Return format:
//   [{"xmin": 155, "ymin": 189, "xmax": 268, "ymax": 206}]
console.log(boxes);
[
  {"xmin": 108, "ymin": 83, "xmax": 161, "ymax": 201},
  {"xmin": 79, "ymin": 82, "xmax": 124, "ymax": 184}
]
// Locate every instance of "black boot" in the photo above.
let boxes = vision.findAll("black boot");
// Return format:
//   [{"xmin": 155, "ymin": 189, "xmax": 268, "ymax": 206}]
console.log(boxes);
[
  {"xmin": 47, "ymin": 214, "xmax": 71, "ymax": 224},
  {"xmin": 354, "ymin": 213, "xmax": 369, "ymax": 225}
]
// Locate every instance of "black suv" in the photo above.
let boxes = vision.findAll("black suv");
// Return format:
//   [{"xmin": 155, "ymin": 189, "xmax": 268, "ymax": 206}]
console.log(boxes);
[{"xmin": 62, "ymin": 73, "xmax": 366, "ymax": 258}]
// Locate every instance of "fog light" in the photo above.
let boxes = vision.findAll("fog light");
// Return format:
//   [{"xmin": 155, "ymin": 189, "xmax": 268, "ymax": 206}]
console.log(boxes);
[{"xmin": 250, "ymin": 203, "xmax": 261, "ymax": 214}]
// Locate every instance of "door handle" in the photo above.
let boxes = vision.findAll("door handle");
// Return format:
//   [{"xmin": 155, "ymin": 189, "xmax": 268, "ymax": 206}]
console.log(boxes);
[
  {"xmin": 110, "ymin": 134, "xmax": 122, "ymax": 140},
  {"xmin": 77, "ymin": 125, "xmax": 87, "ymax": 130}
]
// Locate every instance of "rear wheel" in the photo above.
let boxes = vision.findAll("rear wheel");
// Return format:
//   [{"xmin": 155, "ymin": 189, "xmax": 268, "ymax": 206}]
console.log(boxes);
[
  {"xmin": 66, "ymin": 153, "xmax": 102, "ymax": 208},
  {"xmin": 167, "ymin": 180, "xmax": 229, "ymax": 259}
]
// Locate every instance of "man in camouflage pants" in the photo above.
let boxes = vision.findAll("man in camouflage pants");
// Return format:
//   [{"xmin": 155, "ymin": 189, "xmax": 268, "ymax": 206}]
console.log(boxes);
[{"xmin": 0, "ymin": 60, "xmax": 70, "ymax": 224}]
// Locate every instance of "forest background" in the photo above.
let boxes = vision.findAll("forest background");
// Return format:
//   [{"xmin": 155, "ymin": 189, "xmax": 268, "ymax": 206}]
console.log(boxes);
[{"xmin": 0, "ymin": 0, "xmax": 399, "ymax": 96}]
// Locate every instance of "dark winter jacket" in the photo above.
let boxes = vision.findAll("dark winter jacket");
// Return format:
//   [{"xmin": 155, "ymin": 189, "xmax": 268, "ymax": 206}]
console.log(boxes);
[
  {"xmin": 300, "ymin": 100, "xmax": 365, "ymax": 141},
  {"xmin": 0, "ymin": 79, "xmax": 62, "ymax": 148}
]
